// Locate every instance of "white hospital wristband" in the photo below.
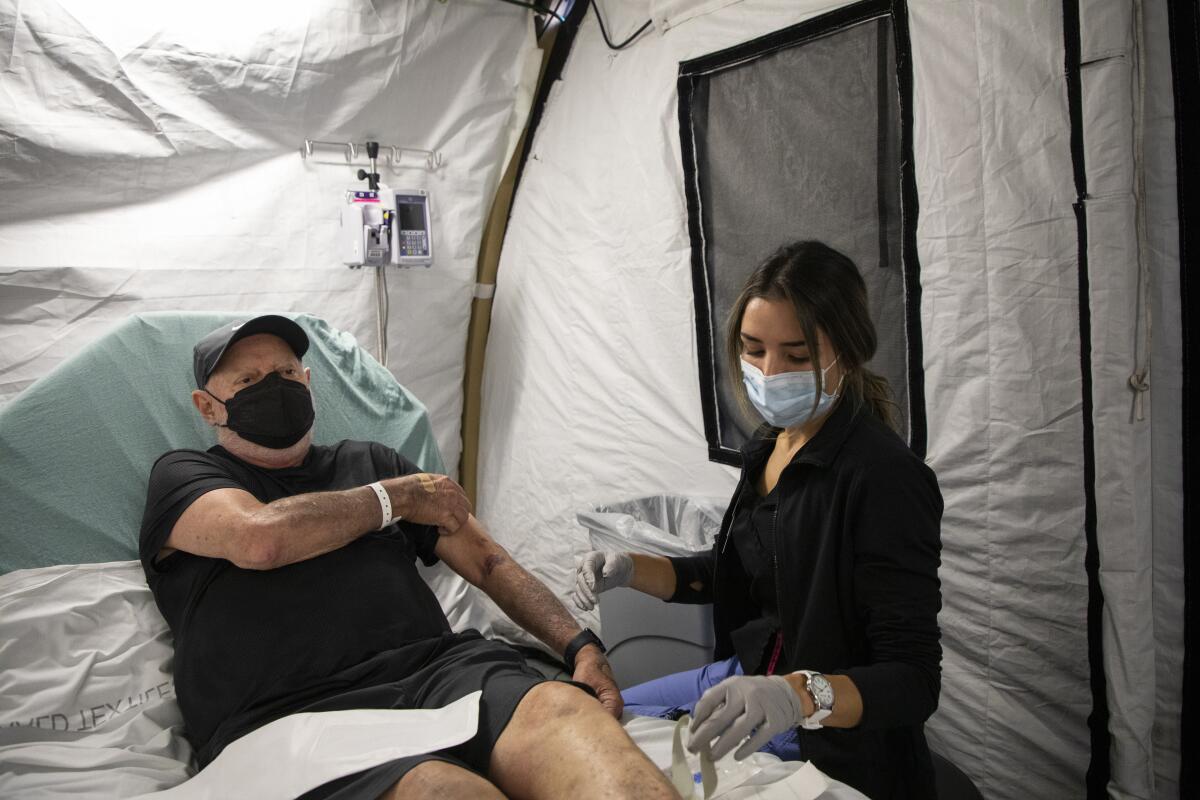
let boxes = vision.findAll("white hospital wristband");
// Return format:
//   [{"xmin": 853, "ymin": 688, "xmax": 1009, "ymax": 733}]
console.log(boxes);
[{"xmin": 367, "ymin": 481, "xmax": 399, "ymax": 529}]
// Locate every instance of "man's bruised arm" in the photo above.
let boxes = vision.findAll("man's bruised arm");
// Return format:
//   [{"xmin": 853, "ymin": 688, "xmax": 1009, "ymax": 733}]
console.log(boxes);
[
  {"xmin": 435, "ymin": 517, "xmax": 624, "ymax": 716},
  {"xmin": 434, "ymin": 516, "xmax": 579, "ymax": 651}
]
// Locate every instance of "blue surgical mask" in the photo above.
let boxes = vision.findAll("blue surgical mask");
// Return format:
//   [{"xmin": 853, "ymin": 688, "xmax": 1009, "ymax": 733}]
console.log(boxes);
[{"xmin": 741, "ymin": 357, "xmax": 842, "ymax": 429}]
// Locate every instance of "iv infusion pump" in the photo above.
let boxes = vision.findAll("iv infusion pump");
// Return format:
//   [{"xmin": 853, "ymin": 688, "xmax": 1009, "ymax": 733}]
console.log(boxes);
[
  {"xmin": 393, "ymin": 192, "xmax": 432, "ymax": 265},
  {"xmin": 340, "ymin": 188, "xmax": 433, "ymax": 268}
]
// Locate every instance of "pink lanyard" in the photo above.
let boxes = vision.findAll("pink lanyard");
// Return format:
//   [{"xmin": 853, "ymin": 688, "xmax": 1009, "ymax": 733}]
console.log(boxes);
[{"xmin": 765, "ymin": 630, "xmax": 784, "ymax": 675}]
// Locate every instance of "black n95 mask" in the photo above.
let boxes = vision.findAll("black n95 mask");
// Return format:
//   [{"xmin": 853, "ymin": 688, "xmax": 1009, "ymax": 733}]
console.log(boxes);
[{"xmin": 208, "ymin": 372, "xmax": 315, "ymax": 449}]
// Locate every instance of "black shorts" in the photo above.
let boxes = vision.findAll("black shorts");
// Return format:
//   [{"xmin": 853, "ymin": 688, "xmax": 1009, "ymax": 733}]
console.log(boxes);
[{"xmin": 294, "ymin": 631, "xmax": 588, "ymax": 800}]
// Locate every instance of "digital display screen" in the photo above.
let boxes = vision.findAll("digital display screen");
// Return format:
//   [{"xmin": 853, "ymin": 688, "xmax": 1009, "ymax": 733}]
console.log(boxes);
[{"xmin": 397, "ymin": 202, "xmax": 425, "ymax": 231}]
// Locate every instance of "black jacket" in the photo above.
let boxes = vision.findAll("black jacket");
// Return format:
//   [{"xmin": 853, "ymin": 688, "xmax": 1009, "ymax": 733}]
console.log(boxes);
[{"xmin": 670, "ymin": 400, "xmax": 943, "ymax": 799}]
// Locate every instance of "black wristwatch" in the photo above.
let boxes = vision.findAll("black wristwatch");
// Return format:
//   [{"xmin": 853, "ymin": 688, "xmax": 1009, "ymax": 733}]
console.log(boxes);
[{"xmin": 563, "ymin": 628, "xmax": 607, "ymax": 673}]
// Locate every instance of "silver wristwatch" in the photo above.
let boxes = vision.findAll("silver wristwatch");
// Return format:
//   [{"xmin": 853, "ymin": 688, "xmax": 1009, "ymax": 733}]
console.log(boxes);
[{"xmin": 798, "ymin": 670, "xmax": 834, "ymax": 729}]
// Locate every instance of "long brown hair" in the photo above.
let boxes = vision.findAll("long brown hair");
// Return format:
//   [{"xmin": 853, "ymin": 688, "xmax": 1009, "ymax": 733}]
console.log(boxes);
[{"xmin": 724, "ymin": 241, "xmax": 898, "ymax": 430}]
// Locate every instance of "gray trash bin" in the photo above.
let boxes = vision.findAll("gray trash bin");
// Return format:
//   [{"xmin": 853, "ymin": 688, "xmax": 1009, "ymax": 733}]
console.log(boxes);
[{"xmin": 576, "ymin": 496, "xmax": 725, "ymax": 688}]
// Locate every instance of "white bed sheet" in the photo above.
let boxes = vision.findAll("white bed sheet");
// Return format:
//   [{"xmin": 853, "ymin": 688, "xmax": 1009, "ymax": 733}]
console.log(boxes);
[
  {"xmin": 0, "ymin": 562, "xmax": 192, "ymax": 798},
  {"xmin": 0, "ymin": 561, "xmax": 864, "ymax": 800}
]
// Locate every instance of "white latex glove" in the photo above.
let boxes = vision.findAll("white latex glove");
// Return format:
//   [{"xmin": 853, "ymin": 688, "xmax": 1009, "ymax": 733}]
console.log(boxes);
[
  {"xmin": 569, "ymin": 550, "xmax": 634, "ymax": 611},
  {"xmin": 687, "ymin": 675, "xmax": 804, "ymax": 761}
]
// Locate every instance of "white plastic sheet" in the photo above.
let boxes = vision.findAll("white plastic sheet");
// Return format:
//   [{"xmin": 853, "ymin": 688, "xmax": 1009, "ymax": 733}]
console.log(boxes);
[{"xmin": 131, "ymin": 695, "xmax": 482, "ymax": 800}]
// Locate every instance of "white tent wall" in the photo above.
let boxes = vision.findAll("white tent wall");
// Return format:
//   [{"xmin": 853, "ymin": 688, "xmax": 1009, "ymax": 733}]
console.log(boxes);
[
  {"xmin": 911, "ymin": 2, "xmax": 1092, "ymax": 796},
  {"xmin": 0, "ymin": 0, "xmax": 541, "ymax": 476},
  {"xmin": 1078, "ymin": 1, "xmax": 1184, "ymax": 797},
  {"xmin": 1148, "ymin": 3, "xmax": 1184, "ymax": 795},
  {"xmin": 479, "ymin": 1, "xmax": 1181, "ymax": 798},
  {"xmin": 1143, "ymin": 1, "xmax": 1184, "ymax": 792}
]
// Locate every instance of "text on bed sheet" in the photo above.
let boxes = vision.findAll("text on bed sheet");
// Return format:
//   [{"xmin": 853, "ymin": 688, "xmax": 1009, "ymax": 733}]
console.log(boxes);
[{"xmin": 5, "ymin": 680, "xmax": 175, "ymax": 732}]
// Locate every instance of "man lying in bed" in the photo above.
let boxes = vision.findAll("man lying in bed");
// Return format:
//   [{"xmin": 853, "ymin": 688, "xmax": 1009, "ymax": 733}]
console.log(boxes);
[{"xmin": 139, "ymin": 315, "xmax": 680, "ymax": 800}]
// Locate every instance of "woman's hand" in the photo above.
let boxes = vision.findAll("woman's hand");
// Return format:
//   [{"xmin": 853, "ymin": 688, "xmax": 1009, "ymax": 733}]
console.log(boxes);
[
  {"xmin": 687, "ymin": 675, "xmax": 804, "ymax": 761},
  {"xmin": 569, "ymin": 550, "xmax": 634, "ymax": 610}
]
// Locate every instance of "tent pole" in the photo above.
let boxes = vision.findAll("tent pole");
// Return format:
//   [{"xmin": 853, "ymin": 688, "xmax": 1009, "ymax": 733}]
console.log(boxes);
[{"xmin": 459, "ymin": 3, "xmax": 585, "ymax": 506}]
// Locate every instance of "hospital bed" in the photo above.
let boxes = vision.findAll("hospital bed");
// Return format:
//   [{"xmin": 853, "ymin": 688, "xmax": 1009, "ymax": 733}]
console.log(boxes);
[{"xmin": 0, "ymin": 312, "xmax": 865, "ymax": 799}]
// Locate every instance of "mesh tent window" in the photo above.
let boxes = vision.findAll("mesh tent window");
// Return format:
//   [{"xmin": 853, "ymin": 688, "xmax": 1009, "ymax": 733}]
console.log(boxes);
[{"xmin": 678, "ymin": 0, "xmax": 925, "ymax": 464}]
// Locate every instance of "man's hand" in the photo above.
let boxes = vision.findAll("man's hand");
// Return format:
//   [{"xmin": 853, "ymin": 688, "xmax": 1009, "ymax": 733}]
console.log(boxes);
[
  {"xmin": 389, "ymin": 473, "xmax": 470, "ymax": 533},
  {"xmin": 688, "ymin": 675, "xmax": 804, "ymax": 761},
  {"xmin": 571, "ymin": 645, "xmax": 623, "ymax": 718}
]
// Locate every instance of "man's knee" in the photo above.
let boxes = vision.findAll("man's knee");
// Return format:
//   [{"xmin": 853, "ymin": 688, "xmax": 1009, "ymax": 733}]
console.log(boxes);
[
  {"xmin": 492, "ymin": 682, "xmax": 682, "ymax": 800},
  {"xmin": 505, "ymin": 680, "xmax": 608, "ymax": 742},
  {"xmin": 516, "ymin": 680, "xmax": 596, "ymax": 724}
]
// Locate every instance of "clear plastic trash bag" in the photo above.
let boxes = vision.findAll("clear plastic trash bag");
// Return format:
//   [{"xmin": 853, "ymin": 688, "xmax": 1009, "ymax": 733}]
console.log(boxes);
[{"xmin": 576, "ymin": 495, "xmax": 727, "ymax": 558}]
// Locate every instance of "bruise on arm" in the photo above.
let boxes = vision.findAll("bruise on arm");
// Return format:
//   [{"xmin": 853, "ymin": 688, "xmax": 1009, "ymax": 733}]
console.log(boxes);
[
  {"xmin": 482, "ymin": 552, "xmax": 506, "ymax": 579},
  {"xmin": 435, "ymin": 516, "xmax": 583, "ymax": 654}
]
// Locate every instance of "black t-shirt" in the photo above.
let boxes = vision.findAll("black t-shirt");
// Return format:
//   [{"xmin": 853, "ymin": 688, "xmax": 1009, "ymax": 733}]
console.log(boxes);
[{"xmin": 138, "ymin": 440, "xmax": 449, "ymax": 760}]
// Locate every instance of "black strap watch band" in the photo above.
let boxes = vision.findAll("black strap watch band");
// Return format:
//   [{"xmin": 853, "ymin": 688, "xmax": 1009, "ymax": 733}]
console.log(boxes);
[{"xmin": 563, "ymin": 628, "xmax": 606, "ymax": 673}]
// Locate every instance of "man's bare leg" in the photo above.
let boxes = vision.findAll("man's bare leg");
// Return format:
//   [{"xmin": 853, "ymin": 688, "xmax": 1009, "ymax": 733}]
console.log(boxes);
[
  {"xmin": 487, "ymin": 682, "xmax": 681, "ymax": 800},
  {"xmin": 382, "ymin": 759, "xmax": 507, "ymax": 800}
]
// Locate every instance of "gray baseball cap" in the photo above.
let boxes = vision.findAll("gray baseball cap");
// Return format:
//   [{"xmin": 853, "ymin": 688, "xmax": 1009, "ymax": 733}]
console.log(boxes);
[{"xmin": 192, "ymin": 315, "xmax": 309, "ymax": 388}]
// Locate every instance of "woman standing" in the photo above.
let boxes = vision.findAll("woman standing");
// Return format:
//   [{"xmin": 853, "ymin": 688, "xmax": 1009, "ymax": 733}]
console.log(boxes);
[{"xmin": 572, "ymin": 241, "xmax": 943, "ymax": 799}]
